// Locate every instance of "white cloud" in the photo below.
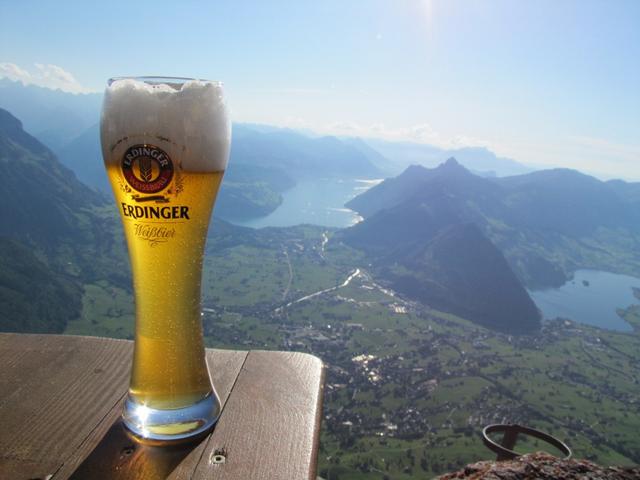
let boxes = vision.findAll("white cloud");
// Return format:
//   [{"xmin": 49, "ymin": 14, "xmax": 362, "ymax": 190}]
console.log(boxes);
[
  {"xmin": 0, "ymin": 62, "xmax": 95, "ymax": 94},
  {"xmin": 0, "ymin": 62, "xmax": 32, "ymax": 83}
]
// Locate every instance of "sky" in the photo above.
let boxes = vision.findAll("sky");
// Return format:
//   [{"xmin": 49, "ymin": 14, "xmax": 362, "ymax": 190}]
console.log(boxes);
[{"xmin": 1, "ymin": 0, "xmax": 639, "ymax": 179}]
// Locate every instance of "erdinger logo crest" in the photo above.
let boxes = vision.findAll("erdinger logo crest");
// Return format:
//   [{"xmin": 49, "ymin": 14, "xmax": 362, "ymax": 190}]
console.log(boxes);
[{"xmin": 122, "ymin": 145, "xmax": 173, "ymax": 194}]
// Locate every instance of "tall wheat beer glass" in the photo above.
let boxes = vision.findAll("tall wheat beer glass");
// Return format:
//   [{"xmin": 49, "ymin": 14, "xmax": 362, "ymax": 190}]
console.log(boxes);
[{"xmin": 100, "ymin": 77, "xmax": 230, "ymax": 440}]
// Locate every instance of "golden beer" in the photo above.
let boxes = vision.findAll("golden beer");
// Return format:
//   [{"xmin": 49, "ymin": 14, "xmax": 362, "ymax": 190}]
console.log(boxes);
[
  {"xmin": 101, "ymin": 77, "xmax": 230, "ymax": 440},
  {"xmin": 106, "ymin": 165, "xmax": 223, "ymax": 408}
]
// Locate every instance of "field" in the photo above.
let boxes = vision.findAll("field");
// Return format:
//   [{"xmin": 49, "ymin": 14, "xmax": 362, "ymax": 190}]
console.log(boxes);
[{"xmin": 65, "ymin": 225, "xmax": 640, "ymax": 479}]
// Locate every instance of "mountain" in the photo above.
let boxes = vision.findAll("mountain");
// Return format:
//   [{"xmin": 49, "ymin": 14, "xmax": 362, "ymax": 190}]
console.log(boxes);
[
  {"xmin": 231, "ymin": 124, "xmax": 383, "ymax": 179},
  {"xmin": 345, "ymin": 160, "xmax": 640, "ymax": 293},
  {"xmin": 339, "ymin": 137, "xmax": 397, "ymax": 176},
  {"xmin": 0, "ymin": 108, "xmax": 128, "ymax": 332},
  {"xmin": 0, "ymin": 78, "xmax": 102, "ymax": 150},
  {"xmin": 56, "ymin": 122, "xmax": 105, "ymax": 190},
  {"xmin": 348, "ymin": 160, "xmax": 640, "ymax": 239},
  {"xmin": 495, "ymin": 169, "xmax": 640, "ymax": 235},
  {"xmin": 0, "ymin": 237, "xmax": 80, "ymax": 333},
  {"xmin": 214, "ymin": 162, "xmax": 296, "ymax": 220},
  {"xmin": 343, "ymin": 179, "xmax": 476, "ymax": 257},
  {"xmin": 364, "ymin": 137, "xmax": 530, "ymax": 177},
  {"xmin": 346, "ymin": 158, "xmax": 503, "ymax": 219},
  {"xmin": 452, "ymin": 146, "xmax": 531, "ymax": 176},
  {"xmin": 341, "ymin": 167, "xmax": 540, "ymax": 333},
  {"xmin": 383, "ymin": 223, "xmax": 541, "ymax": 333},
  {"xmin": 607, "ymin": 179, "xmax": 640, "ymax": 203},
  {"xmin": 0, "ymin": 109, "xmax": 104, "ymax": 245},
  {"xmin": 350, "ymin": 158, "xmax": 640, "ymax": 237},
  {"xmin": 347, "ymin": 159, "xmax": 640, "ymax": 237}
]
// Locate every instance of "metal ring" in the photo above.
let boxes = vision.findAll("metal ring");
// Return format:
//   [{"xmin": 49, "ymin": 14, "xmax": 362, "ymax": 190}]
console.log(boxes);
[{"xmin": 482, "ymin": 424, "xmax": 572, "ymax": 460}]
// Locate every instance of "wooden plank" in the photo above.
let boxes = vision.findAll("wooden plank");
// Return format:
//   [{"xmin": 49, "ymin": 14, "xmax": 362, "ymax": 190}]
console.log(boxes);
[
  {"xmin": 57, "ymin": 348, "xmax": 248, "ymax": 480},
  {"xmin": 0, "ymin": 334, "xmax": 132, "ymax": 480},
  {"xmin": 0, "ymin": 334, "xmax": 325, "ymax": 479},
  {"xmin": 192, "ymin": 350, "xmax": 325, "ymax": 480},
  {"xmin": 167, "ymin": 349, "xmax": 248, "ymax": 480}
]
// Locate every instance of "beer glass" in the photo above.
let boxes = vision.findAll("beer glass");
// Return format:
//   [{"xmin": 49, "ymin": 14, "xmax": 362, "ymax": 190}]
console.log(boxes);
[{"xmin": 100, "ymin": 77, "xmax": 230, "ymax": 440}]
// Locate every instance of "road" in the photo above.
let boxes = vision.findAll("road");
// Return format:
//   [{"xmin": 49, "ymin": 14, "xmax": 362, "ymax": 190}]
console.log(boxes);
[
  {"xmin": 275, "ymin": 268, "xmax": 361, "ymax": 313},
  {"xmin": 282, "ymin": 248, "xmax": 293, "ymax": 301}
]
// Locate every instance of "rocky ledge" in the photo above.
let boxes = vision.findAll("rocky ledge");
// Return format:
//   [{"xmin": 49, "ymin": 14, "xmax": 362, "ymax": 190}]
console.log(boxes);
[{"xmin": 436, "ymin": 453, "xmax": 640, "ymax": 480}]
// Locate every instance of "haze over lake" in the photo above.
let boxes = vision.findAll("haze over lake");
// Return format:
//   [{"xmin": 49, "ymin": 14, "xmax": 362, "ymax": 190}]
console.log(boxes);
[
  {"xmin": 230, "ymin": 178, "xmax": 383, "ymax": 229},
  {"xmin": 530, "ymin": 270, "xmax": 640, "ymax": 332}
]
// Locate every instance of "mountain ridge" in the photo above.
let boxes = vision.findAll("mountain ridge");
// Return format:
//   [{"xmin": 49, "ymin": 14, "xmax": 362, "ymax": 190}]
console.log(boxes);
[
  {"xmin": 0, "ymin": 108, "xmax": 128, "ymax": 332},
  {"xmin": 0, "ymin": 78, "xmax": 102, "ymax": 150},
  {"xmin": 364, "ymin": 137, "xmax": 531, "ymax": 177},
  {"xmin": 346, "ymin": 161, "xmax": 640, "ymax": 288},
  {"xmin": 341, "ymin": 159, "xmax": 640, "ymax": 332},
  {"xmin": 384, "ymin": 222, "xmax": 541, "ymax": 333}
]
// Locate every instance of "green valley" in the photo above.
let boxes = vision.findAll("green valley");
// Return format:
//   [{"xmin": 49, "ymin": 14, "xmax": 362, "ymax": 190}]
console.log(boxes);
[
  {"xmin": 66, "ymin": 225, "xmax": 640, "ymax": 479},
  {"xmin": 2, "ymin": 105, "xmax": 640, "ymax": 479}
]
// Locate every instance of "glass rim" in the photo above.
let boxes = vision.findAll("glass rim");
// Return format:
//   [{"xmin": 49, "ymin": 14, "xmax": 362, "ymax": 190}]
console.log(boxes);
[{"xmin": 107, "ymin": 76, "xmax": 223, "ymax": 87}]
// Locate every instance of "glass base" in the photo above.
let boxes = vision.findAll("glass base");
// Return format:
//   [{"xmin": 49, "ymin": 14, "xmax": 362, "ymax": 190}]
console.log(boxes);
[{"xmin": 122, "ymin": 392, "xmax": 221, "ymax": 441}]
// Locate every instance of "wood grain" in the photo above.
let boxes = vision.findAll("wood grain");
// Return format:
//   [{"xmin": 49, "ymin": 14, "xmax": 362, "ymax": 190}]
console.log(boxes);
[
  {"xmin": 0, "ymin": 334, "xmax": 324, "ymax": 480},
  {"xmin": 58, "ymin": 349, "xmax": 248, "ymax": 480},
  {"xmin": 0, "ymin": 334, "xmax": 132, "ymax": 480},
  {"xmin": 192, "ymin": 350, "xmax": 325, "ymax": 480},
  {"xmin": 167, "ymin": 349, "xmax": 248, "ymax": 480}
]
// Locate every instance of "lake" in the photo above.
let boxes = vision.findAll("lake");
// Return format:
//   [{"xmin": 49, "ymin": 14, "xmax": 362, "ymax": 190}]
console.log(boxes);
[
  {"xmin": 529, "ymin": 270, "xmax": 640, "ymax": 332},
  {"xmin": 230, "ymin": 178, "xmax": 383, "ymax": 229}
]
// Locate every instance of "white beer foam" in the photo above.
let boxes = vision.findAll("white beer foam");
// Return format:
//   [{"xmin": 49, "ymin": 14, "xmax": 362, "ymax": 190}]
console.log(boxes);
[{"xmin": 101, "ymin": 78, "xmax": 230, "ymax": 172}]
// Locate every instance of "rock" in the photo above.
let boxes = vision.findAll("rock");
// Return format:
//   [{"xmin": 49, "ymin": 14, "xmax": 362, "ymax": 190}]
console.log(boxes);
[{"xmin": 436, "ymin": 453, "xmax": 640, "ymax": 480}]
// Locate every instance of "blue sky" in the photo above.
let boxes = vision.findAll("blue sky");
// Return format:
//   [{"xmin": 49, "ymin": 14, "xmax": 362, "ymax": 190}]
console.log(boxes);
[{"xmin": 1, "ymin": 0, "xmax": 639, "ymax": 178}]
